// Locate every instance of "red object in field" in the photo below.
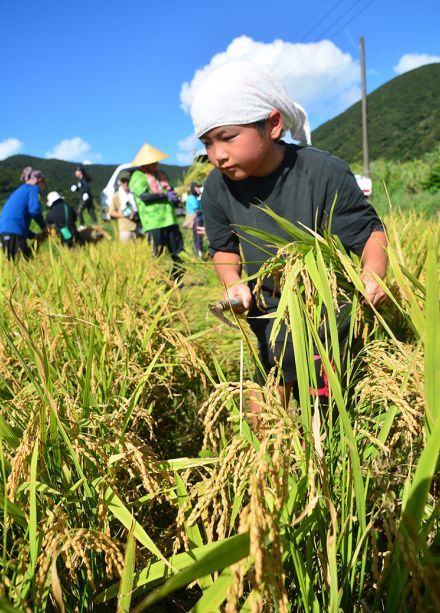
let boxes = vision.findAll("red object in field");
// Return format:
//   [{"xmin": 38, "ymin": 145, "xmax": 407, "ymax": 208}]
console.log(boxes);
[{"xmin": 355, "ymin": 174, "xmax": 373, "ymax": 197}]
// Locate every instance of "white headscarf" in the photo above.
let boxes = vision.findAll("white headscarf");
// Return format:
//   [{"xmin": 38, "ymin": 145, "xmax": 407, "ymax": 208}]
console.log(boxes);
[{"xmin": 191, "ymin": 61, "xmax": 311, "ymax": 145}]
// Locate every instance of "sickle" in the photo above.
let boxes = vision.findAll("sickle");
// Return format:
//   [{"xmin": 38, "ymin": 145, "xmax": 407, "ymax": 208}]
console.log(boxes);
[{"xmin": 208, "ymin": 297, "xmax": 242, "ymax": 329}]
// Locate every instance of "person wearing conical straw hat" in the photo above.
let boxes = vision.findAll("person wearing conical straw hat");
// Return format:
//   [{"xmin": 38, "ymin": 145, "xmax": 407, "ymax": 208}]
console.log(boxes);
[{"xmin": 129, "ymin": 143, "xmax": 184, "ymax": 283}]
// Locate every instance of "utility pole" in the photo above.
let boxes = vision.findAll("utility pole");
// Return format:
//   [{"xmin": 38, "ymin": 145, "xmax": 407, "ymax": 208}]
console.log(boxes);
[{"xmin": 360, "ymin": 36, "xmax": 370, "ymax": 177}]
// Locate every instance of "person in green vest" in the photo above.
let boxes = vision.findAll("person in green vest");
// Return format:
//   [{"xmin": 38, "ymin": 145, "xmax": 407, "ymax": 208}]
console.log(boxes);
[{"xmin": 129, "ymin": 143, "xmax": 184, "ymax": 283}]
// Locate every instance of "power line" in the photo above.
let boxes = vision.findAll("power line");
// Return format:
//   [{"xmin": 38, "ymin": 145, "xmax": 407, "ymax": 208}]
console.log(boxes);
[
  {"xmin": 310, "ymin": 0, "xmax": 368, "ymax": 42},
  {"xmin": 294, "ymin": 0, "xmax": 375, "ymax": 44},
  {"xmin": 299, "ymin": 0, "xmax": 347, "ymax": 41},
  {"xmin": 284, "ymin": 0, "xmax": 377, "ymax": 79},
  {"xmin": 286, "ymin": 0, "xmax": 376, "ymax": 81},
  {"xmin": 327, "ymin": 0, "xmax": 376, "ymax": 39}
]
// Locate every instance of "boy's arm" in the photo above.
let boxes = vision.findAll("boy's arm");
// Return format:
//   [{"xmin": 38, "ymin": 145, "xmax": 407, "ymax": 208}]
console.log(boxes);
[
  {"xmin": 213, "ymin": 251, "xmax": 252, "ymax": 310},
  {"xmin": 360, "ymin": 230, "xmax": 388, "ymax": 306}
]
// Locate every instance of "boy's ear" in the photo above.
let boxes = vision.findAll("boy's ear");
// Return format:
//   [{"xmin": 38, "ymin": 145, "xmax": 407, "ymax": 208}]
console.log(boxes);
[{"xmin": 268, "ymin": 110, "xmax": 284, "ymax": 140}]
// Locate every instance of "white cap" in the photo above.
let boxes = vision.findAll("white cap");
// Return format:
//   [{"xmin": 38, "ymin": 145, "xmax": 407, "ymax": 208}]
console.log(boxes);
[{"xmin": 47, "ymin": 191, "xmax": 63, "ymax": 207}]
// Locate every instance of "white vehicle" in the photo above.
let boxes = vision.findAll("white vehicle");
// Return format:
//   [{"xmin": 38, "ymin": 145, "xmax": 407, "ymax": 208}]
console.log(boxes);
[
  {"xmin": 355, "ymin": 174, "xmax": 373, "ymax": 197},
  {"xmin": 99, "ymin": 163, "xmax": 132, "ymax": 220}
]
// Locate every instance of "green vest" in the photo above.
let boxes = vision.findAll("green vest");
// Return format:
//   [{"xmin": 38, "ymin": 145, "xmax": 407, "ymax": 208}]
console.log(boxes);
[{"xmin": 129, "ymin": 170, "xmax": 177, "ymax": 231}]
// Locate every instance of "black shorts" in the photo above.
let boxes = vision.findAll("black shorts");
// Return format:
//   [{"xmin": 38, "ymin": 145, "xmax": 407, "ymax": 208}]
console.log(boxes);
[
  {"xmin": 0, "ymin": 233, "xmax": 31, "ymax": 261},
  {"xmin": 247, "ymin": 300, "xmax": 351, "ymax": 397},
  {"xmin": 247, "ymin": 307, "xmax": 294, "ymax": 383},
  {"xmin": 147, "ymin": 224, "xmax": 184, "ymax": 258}
]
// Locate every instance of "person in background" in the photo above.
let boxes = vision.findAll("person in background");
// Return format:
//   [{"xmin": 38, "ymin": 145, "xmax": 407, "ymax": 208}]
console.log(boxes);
[
  {"xmin": 109, "ymin": 175, "xmax": 139, "ymax": 241},
  {"xmin": 71, "ymin": 165, "xmax": 97, "ymax": 228},
  {"xmin": 129, "ymin": 143, "xmax": 184, "ymax": 283},
  {"xmin": 181, "ymin": 186, "xmax": 196, "ymax": 230},
  {"xmin": 45, "ymin": 191, "xmax": 78, "ymax": 247},
  {"xmin": 186, "ymin": 182, "xmax": 204, "ymax": 257},
  {"xmin": 191, "ymin": 61, "xmax": 388, "ymax": 428},
  {"xmin": 0, "ymin": 166, "xmax": 47, "ymax": 260}
]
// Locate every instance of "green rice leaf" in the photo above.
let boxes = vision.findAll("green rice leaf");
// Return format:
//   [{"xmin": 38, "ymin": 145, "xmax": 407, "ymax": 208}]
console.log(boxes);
[
  {"xmin": 117, "ymin": 522, "xmax": 137, "ymax": 613},
  {"xmin": 133, "ymin": 532, "xmax": 250, "ymax": 611},
  {"xmin": 0, "ymin": 495, "xmax": 27, "ymax": 529},
  {"xmin": 424, "ymin": 234, "xmax": 440, "ymax": 430},
  {"xmin": 191, "ymin": 568, "xmax": 233, "ymax": 611},
  {"xmin": 93, "ymin": 479, "xmax": 167, "ymax": 565},
  {"xmin": 0, "ymin": 598, "xmax": 24, "ymax": 612},
  {"xmin": 29, "ymin": 439, "xmax": 39, "ymax": 574},
  {"xmin": 0, "ymin": 415, "xmax": 20, "ymax": 449},
  {"xmin": 96, "ymin": 533, "xmax": 250, "ymax": 604}
]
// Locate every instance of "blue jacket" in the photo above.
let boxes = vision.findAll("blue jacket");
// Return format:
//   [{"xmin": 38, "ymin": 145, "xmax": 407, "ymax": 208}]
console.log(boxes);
[
  {"xmin": 0, "ymin": 184, "xmax": 46, "ymax": 238},
  {"xmin": 186, "ymin": 193, "xmax": 201, "ymax": 215}
]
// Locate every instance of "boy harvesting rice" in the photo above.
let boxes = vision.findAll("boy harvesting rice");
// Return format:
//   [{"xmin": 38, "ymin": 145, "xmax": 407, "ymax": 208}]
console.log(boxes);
[{"xmin": 190, "ymin": 61, "xmax": 388, "ymax": 426}]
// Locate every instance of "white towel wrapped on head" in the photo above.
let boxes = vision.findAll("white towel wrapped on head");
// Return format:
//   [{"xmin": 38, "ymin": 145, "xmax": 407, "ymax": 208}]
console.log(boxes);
[{"xmin": 191, "ymin": 61, "xmax": 311, "ymax": 145}]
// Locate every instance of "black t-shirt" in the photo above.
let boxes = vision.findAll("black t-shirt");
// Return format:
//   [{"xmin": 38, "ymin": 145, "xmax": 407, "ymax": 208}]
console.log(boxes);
[
  {"xmin": 46, "ymin": 201, "xmax": 78, "ymax": 239},
  {"xmin": 75, "ymin": 179, "xmax": 93, "ymax": 205},
  {"xmin": 201, "ymin": 144, "xmax": 384, "ymax": 306}
]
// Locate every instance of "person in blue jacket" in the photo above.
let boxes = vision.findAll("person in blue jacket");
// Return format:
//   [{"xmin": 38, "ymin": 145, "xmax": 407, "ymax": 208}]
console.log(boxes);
[
  {"xmin": 0, "ymin": 166, "xmax": 47, "ymax": 260},
  {"xmin": 186, "ymin": 182, "xmax": 204, "ymax": 257}
]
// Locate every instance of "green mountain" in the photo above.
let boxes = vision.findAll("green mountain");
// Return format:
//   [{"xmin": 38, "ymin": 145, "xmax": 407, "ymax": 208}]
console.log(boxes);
[
  {"xmin": 2, "ymin": 63, "xmax": 438, "ymax": 205},
  {"xmin": 311, "ymin": 63, "xmax": 440, "ymax": 163},
  {"xmin": 0, "ymin": 154, "xmax": 188, "ymax": 206}
]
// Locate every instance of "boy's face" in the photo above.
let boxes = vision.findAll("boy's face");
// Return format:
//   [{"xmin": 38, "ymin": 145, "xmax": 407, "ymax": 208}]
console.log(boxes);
[{"xmin": 200, "ymin": 111, "xmax": 284, "ymax": 180}]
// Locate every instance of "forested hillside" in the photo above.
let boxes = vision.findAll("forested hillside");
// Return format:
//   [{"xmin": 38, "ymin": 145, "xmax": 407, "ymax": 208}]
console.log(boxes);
[
  {"xmin": 1, "ymin": 64, "xmax": 439, "ymax": 206},
  {"xmin": 0, "ymin": 155, "xmax": 188, "ymax": 205},
  {"xmin": 312, "ymin": 63, "xmax": 440, "ymax": 163}
]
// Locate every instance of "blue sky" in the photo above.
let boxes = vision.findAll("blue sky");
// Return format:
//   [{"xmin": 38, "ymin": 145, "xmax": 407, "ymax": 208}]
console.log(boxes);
[{"xmin": 1, "ymin": 0, "xmax": 439, "ymax": 167}]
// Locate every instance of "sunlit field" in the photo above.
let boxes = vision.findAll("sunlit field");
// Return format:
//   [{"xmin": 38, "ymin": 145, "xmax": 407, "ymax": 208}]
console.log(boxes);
[{"xmin": 0, "ymin": 204, "xmax": 439, "ymax": 611}]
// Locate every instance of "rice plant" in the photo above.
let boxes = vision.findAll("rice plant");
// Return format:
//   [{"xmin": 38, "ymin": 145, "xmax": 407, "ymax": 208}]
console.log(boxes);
[{"xmin": 0, "ymin": 208, "xmax": 438, "ymax": 611}]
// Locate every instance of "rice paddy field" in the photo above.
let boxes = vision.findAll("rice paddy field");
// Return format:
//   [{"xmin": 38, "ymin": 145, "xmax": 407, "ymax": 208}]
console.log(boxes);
[{"xmin": 0, "ymin": 200, "xmax": 439, "ymax": 611}]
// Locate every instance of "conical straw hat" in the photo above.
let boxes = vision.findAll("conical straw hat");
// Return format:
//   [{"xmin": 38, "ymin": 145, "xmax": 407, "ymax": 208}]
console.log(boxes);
[{"xmin": 131, "ymin": 143, "xmax": 169, "ymax": 166}]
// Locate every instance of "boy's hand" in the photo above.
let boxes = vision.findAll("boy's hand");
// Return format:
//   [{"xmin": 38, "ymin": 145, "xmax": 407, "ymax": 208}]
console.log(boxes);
[
  {"xmin": 360, "ymin": 231, "xmax": 388, "ymax": 307},
  {"xmin": 361, "ymin": 273, "xmax": 386, "ymax": 306},
  {"xmin": 224, "ymin": 283, "xmax": 252, "ymax": 313}
]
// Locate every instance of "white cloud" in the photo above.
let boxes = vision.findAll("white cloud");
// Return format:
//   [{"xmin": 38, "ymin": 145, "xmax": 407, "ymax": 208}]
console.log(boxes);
[
  {"xmin": 45, "ymin": 137, "xmax": 102, "ymax": 163},
  {"xmin": 178, "ymin": 35, "xmax": 360, "ymax": 159},
  {"xmin": 394, "ymin": 53, "xmax": 440, "ymax": 75},
  {"xmin": 180, "ymin": 36, "xmax": 359, "ymax": 114},
  {"xmin": 176, "ymin": 133, "xmax": 204, "ymax": 164},
  {"xmin": 0, "ymin": 138, "xmax": 23, "ymax": 160}
]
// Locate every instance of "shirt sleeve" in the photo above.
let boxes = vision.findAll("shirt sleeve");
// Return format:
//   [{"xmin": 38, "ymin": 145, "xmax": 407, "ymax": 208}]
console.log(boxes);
[
  {"xmin": 201, "ymin": 180, "xmax": 240, "ymax": 255},
  {"xmin": 28, "ymin": 188, "xmax": 46, "ymax": 229},
  {"xmin": 109, "ymin": 192, "xmax": 119, "ymax": 214},
  {"xmin": 185, "ymin": 194, "xmax": 199, "ymax": 215},
  {"xmin": 129, "ymin": 170, "xmax": 148, "ymax": 198},
  {"xmin": 45, "ymin": 209, "xmax": 54, "ymax": 225},
  {"xmin": 324, "ymin": 168, "xmax": 385, "ymax": 256}
]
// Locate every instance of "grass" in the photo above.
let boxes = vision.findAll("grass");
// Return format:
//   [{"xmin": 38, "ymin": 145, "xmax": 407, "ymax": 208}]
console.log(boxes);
[
  {"xmin": 0, "ymin": 207, "xmax": 438, "ymax": 611},
  {"xmin": 350, "ymin": 151, "xmax": 440, "ymax": 217}
]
